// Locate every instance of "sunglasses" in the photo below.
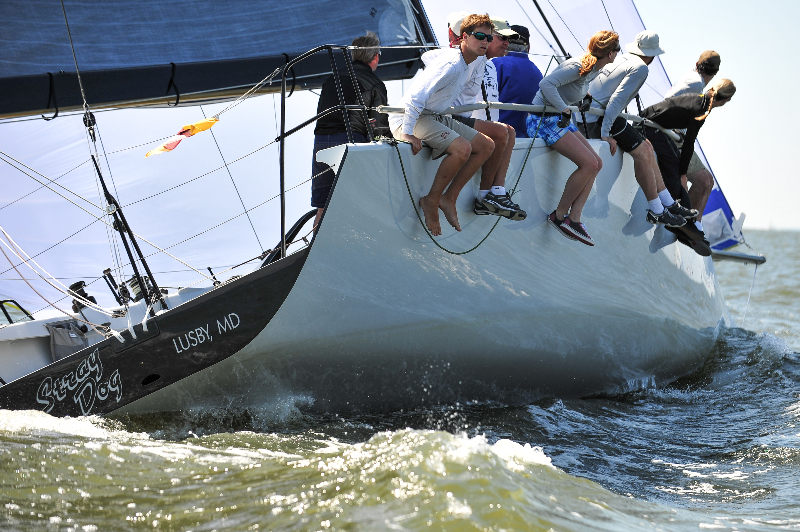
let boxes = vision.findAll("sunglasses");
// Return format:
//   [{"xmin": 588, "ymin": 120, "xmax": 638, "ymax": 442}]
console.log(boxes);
[
  {"xmin": 613, "ymin": 46, "xmax": 621, "ymax": 52},
  {"xmin": 493, "ymin": 34, "xmax": 510, "ymax": 42},
  {"xmin": 465, "ymin": 31, "xmax": 494, "ymax": 42}
]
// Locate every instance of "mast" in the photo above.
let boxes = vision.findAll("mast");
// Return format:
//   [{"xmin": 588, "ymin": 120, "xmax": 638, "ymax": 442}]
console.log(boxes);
[{"xmin": 530, "ymin": 0, "xmax": 570, "ymax": 60}]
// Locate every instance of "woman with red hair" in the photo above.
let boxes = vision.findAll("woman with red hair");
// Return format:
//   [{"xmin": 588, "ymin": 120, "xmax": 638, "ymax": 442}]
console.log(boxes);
[{"xmin": 527, "ymin": 30, "xmax": 620, "ymax": 246}]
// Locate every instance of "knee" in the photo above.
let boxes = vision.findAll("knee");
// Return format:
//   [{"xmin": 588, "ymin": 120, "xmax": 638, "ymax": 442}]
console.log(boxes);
[
  {"xmin": 693, "ymin": 170, "xmax": 714, "ymax": 192},
  {"xmin": 475, "ymin": 134, "xmax": 495, "ymax": 155},
  {"xmin": 488, "ymin": 122, "xmax": 508, "ymax": 145},
  {"xmin": 450, "ymin": 137, "xmax": 472, "ymax": 161},
  {"xmin": 506, "ymin": 125, "xmax": 516, "ymax": 147},
  {"xmin": 630, "ymin": 142, "xmax": 652, "ymax": 160},
  {"xmin": 580, "ymin": 155, "xmax": 601, "ymax": 174}
]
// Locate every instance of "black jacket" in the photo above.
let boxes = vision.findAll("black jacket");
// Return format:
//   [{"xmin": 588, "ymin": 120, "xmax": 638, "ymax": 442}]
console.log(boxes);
[
  {"xmin": 314, "ymin": 61, "xmax": 389, "ymax": 137},
  {"xmin": 640, "ymin": 93, "xmax": 710, "ymax": 176}
]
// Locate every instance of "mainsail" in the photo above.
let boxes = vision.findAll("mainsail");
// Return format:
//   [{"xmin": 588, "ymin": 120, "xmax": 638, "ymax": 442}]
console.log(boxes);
[{"xmin": 0, "ymin": 0, "xmax": 435, "ymax": 118}]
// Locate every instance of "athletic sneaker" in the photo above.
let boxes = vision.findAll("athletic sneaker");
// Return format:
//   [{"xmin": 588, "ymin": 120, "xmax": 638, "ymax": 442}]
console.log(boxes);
[
  {"xmin": 502, "ymin": 193, "xmax": 527, "ymax": 221},
  {"xmin": 560, "ymin": 218, "xmax": 595, "ymax": 246},
  {"xmin": 646, "ymin": 208, "xmax": 686, "ymax": 227},
  {"xmin": 480, "ymin": 192, "xmax": 527, "ymax": 220},
  {"xmin": 474, "ymin": 197, "xmax": 492, "ymax": 216},
  {"xmin": 666, "ymin": 200, "xmax": 699, "ymax": 220},
  {"xmin": 547, "ymin": 210, "xmax": 576, "ymax": 240}
]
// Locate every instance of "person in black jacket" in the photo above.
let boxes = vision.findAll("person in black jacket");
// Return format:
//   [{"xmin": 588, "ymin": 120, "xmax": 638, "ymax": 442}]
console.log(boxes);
[
  {"xmin": 640, "ymin": 78, "xmax": 735, "ymax": 255},
  {"xmin": 311, "ymin": 31, "xmax": 389, "ymax": 231}
]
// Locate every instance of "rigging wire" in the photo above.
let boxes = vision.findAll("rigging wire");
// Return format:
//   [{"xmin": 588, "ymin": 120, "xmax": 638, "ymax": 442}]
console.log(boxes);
[
  {"xmin": 545, "ymin": 0, "xmax": 583, "ymax": 49},
  {"xmin": 59, "ymin": 0, "xmax": 128, "ymax": 288},
  {"xmin": 0, "ymin": 228, "xmax": 113, "ymax": 316},
  {"xmin": 599, "ymin": 0, "xmax": 615, "ymax": 31},
  {"xmin": 0, "ymin": 159, "xmax": 90, "ymax": 212},
  {"xmin": 0, "ymin": 153, "xmax": 213, "ymax": 282},
  {"xmin": 0, "ymin": 218, "xmax": 100, "ymax": 278},
  {"xmin": 200, "ymin": 105, "xmax": 264, "ymax": 252}
]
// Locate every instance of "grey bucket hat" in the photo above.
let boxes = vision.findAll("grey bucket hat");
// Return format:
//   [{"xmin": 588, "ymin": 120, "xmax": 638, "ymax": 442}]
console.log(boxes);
[{"xmin": 625, "ymin": 30, "xmax": 665, "ymax": 57}]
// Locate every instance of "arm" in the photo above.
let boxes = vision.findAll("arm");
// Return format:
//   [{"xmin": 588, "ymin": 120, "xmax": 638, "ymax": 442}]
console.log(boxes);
[
  {"xmin": 600, "ymin": 65, "xmax": 648, "ymax": 137},
  {"xmin": 538, "ymin": 62, "xmax": 581, "ymax": 112},
  {"xmin": 679, "ymin": 121, "xmax": 703, "ymax": 176},
  {"xmin": 401, "ymin": 61, "xmax": 457, "ymax": 135},
  {"xmin": 369, "ymin": 80, "xmax": 391, "ymax": 136}
]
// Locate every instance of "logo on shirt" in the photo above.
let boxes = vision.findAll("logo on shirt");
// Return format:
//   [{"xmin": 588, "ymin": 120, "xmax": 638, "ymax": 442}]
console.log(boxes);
[{"xmin": 440, "ymin": 132, "xmax": 450, "ymax": 140}]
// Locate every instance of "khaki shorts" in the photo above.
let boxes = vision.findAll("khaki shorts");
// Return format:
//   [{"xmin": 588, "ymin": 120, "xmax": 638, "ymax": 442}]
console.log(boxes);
[{"xmin": 392, "ymin": 114, "xmax": 479, "ymax": 159}]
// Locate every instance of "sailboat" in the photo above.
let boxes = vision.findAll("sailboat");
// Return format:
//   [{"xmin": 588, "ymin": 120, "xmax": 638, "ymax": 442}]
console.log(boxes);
[{"xmin": 0, "ymin": 0, "xmax": 762, "ymax": 417}]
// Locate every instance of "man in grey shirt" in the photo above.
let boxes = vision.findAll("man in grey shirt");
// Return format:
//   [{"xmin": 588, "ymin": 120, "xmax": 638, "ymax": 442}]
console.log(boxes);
[
  {"xmin": 579, "ymin": 31, "xmax": 697, "ymax": 224},
  {"xmin": 663, "ymin": 50, "xmax": 721, "ymax": 233}
]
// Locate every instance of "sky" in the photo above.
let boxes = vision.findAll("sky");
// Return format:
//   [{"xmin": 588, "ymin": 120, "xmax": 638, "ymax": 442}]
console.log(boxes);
[{"xmin": 634, "ymin": 0, "xmax": 800, "ymax": 231}]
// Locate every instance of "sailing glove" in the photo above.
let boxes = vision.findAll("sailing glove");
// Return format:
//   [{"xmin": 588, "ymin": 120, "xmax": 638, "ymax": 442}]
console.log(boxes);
[
  {"xmin": 557, "ymin": 110, "xmax": 572, "ymax": 129},
  {"xmin": 577, "ymin": 94, "xmax": 592, "ymax": 113}
]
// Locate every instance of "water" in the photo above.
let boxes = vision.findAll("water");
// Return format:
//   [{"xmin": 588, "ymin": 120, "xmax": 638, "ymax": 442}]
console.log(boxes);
[{"xmin": 2, "ymin": 230, "xmax": 798, "ymax": 531}]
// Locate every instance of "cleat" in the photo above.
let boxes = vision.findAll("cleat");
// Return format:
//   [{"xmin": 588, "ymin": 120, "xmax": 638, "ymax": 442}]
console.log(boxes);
[
  {"xmin": 646, "ymin": 208, "xmax": 686, "ymax": 227},
  {"xmin": 560, "ymin": 218, "xmax": 595, "ymax": 246}
]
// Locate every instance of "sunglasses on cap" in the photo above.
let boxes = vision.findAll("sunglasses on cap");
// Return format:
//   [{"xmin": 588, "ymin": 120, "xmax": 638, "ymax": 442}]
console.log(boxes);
[{"xmin": 465, "ymin": 31, "xmax": 494, "ymax": 42}]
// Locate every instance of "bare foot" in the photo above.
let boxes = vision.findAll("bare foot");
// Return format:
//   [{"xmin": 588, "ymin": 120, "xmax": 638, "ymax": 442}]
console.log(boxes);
[
  {"xmin": 419, "ymin": 196, "xmax": 442, "ymax": 236},
  {"xmin": 438, "ymin": 197, "xmax": 461, "ymax": 232}
]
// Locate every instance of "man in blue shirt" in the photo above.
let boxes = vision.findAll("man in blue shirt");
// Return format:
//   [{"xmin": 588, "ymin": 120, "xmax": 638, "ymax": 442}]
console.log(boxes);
[{"xmin": 492, "ymin": 25, "xmax": 543, "ymax": 138}]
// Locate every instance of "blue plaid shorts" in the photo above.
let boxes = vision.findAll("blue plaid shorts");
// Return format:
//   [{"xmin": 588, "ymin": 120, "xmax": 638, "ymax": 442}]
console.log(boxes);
[{"xmin": 526, "ymin": 114, "xmax": 578, "ymax": 146}]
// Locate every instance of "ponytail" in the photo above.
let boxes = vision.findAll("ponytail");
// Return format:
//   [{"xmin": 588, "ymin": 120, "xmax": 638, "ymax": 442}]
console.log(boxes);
[
  {"xmin": 579, "ymin": 30, "xmax": 619, "ymax": 77},
  {"xmin": 695, "ymin": 79, "xmax": 735, "ymax": 121}
]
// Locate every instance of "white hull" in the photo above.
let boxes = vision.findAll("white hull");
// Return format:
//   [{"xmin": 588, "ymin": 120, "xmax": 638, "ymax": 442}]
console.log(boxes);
[{"xmin": 116, "ymin": 138, "xmax": 729, "ymax": 414}]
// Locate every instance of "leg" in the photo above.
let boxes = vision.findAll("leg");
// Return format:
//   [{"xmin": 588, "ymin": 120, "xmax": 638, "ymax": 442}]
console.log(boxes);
[
  {"xmin": 551, "ymin": 131, "xmax": 601, "ymax": 222},
  {"xmin": 473, "ymin": 120, "xmax": 510, "ymax": 189},
  {"xmin": 418, "ymin": 137, "xmax": 472, "ymax": 236},
  {"xmin": 492, "ymin": 124, "xmax": 515, "ymax": 188},
  {"xmin": 628, "ymin": 141, "xmax": 658, "ymax": 201},
  {"xmin": 439, "ymin": 133, "xmax": 495, "ymax": 231},
  {"xmin": 687, "ymin": 168, "xmax": 714, "ymax": 220},
  {"xmin": 313, "ymin": 207, "xmax": 324, "ymax": 233}
]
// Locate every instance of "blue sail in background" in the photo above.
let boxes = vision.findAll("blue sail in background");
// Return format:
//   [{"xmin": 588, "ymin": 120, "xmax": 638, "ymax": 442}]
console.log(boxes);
[{"xmin": 693, "ymin": 145, "xmax": 744, "ymax": 250}]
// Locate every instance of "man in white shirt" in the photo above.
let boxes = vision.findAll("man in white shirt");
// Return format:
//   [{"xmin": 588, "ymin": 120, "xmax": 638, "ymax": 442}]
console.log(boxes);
[
  {"xmin": 663, "ymin": 50, "xmax": 721, "ymax": 231},
  {"xmin": 579, "ymin": 31, "xmax": 697, "ymax": 225},
  {"xmin": 446, "ymin": 13, "xmax": 524, "ymax": 220},
  {"xmin": 389, "ymin": 14, "xmax": 496, "ymax": 236}
]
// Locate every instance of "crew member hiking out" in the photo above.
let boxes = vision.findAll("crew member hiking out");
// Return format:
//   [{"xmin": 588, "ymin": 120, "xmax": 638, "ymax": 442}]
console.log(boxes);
[{"xmin": 389, "ymin": 13, "xmax": 497, "ymax": 236}]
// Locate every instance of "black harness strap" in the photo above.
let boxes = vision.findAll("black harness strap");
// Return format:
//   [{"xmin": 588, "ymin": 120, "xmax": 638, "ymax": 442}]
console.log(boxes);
[
  {"xmin": 166, "ymin": 62, "xmax": 180, "ymax": 107},
  {"xmin": 480, "ymin": 80, "xmax": 491, "ymax": 121},
  {"xmin": 42, "ymin": 72, "xmax": 59, "ymax": 121}
]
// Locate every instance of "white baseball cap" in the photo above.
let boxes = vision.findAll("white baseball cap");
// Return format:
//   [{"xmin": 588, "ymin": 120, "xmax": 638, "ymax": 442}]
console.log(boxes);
[{"xmin": 447, "ymin": 11, "xmax": 470, "ymax": 35}]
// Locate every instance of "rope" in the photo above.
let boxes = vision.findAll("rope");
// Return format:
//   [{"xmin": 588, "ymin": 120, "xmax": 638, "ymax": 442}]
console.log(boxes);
[
  {"xmin": 741, "ymin": 263, "xmax": 758, "ymax": 327},
  {"xmin": 200, "ymin": 105, "xmax": 264, "ymax": 252},
  {"xmin": 0, "ymin": 238, "xmax": 113, "ymax": 338},
  {"xmin": 390, "ymin": 138, "xmax": 529, "ymax": 256},
  {"xmin": 59, "ymin": 0, "xmax": 88, "ymax": 113},
  {"xmin": 0, "ymin": 227, "xmax": 113, "ymax": 317}
]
